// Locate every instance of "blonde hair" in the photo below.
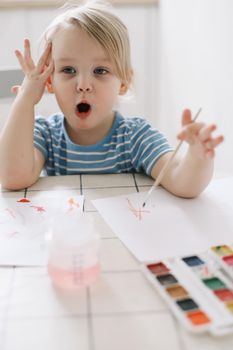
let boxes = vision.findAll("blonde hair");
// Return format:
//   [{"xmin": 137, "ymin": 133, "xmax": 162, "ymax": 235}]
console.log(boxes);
[{"xmin": 43, "ymin": 0, "xmax": 133, "ymax": 86}]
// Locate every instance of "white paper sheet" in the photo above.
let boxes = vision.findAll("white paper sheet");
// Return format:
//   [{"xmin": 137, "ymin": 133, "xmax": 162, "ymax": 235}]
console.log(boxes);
[
  {"xmin": 92, "ymin": 177, "xmax": 233, "ymax": 262},
  {"xmin": 0, "ymin": 194, "xmax": 84, "ymax": 266}
]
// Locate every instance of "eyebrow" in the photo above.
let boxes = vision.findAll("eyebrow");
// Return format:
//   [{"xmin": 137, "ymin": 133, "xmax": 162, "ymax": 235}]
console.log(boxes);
[{"xmin": 55, "ymin": 57, "xmax": 111, "ymax": 63}]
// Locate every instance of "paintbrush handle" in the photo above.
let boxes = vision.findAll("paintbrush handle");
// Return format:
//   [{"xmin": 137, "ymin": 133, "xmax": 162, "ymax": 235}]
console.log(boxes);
[
  {"xmin": 153, "ymin": 139, "xmax": 183, "ymax": 187},
  {"xmin": 142, "ymin": 107, "xmax": 202, "ymax": 207},
  {"xmin": 142, "ymin": 140, "xmax": 183, "ymax": 206}
]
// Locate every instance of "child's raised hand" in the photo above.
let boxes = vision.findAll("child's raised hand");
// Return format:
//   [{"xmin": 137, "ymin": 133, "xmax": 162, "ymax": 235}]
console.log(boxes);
[
  {"xmin": 13, "ymin": 39, "xmax": 53, "ymax": 104},
  {"xmin": 177, "ymin": 109, "xmax": 224, "ymax": 159}
]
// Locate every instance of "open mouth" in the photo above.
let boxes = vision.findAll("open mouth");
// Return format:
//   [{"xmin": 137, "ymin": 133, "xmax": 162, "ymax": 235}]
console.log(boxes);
[{"xmin": 76, "ymin": 102, "xmax": 91, "ymax": 118}]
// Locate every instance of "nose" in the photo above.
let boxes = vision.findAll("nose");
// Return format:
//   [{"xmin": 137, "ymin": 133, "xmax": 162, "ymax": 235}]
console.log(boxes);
[{"xmin": 76, "ymin": 75, "xmax": 92, "ymax": 93}]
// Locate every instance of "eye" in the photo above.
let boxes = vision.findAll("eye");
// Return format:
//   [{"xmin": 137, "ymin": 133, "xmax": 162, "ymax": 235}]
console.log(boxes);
[
  {"xmin": 62, "ymin": 66, "xmax": 76, "ymax": 74},
  {"xmin": 94, "ymin": 67, "xmax": 108, "ymax": 75}
]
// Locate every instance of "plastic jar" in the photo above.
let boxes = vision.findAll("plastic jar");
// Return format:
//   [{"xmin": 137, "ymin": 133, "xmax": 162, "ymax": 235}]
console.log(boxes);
[{"xmin": 47, "ymin": 214, "xmax": 100, "ymax": 290}]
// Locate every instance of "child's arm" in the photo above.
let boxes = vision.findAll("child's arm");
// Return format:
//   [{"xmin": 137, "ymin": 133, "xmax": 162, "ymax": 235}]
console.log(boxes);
[
  {"xmin": 0, "ymin": 39, "xmax": 53, "ymax": 190},
  {"xmin": 151, "ymin": 109, "xmax": 224, "ymax": 198}
]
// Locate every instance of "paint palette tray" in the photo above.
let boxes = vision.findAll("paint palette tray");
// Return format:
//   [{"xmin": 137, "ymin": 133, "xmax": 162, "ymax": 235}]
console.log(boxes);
[
  {"xmin": 142, "ymin": 244, "xmax": 233, "ymax": 336},
  {"xmin": 211, "ymin": 245, "xmax": 233, "ymax": 280}
]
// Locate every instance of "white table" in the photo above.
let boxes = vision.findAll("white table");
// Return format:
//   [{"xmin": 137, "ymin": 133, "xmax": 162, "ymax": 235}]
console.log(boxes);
[{"xmin": 1, "ymin": 173, "xmax": 233, "ymax": 350}]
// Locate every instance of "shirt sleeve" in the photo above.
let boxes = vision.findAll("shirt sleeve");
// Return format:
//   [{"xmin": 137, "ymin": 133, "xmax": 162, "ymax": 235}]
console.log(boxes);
[
  {"xmin": 33, "ymin": 116, "xmax": 50, "ymax": 160},
  {"xmin": 129, "ymin": 119, "xmax": 173, "ymax": 176}
]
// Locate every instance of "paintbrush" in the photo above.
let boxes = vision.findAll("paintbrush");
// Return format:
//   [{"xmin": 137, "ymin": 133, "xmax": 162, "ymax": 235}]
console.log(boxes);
[{"xmin": 142, "ymin": 107, "xmax": 202, "ymax": 208}]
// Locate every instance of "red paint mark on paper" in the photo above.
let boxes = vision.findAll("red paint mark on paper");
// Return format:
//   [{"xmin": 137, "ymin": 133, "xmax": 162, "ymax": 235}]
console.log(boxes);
[
  {"xmin": 6, "ymin": 231, "xmax": 19, "ymax": 238},
  {"xmin": 0, "ymin": 208, "xmax": 25, "ymax": 224},
  {"xmin": 5, "ymin": 208, "xmax": 17, "ymax": 219},
  {"xmin": 67, "ymin": 198, "xmax": 80, "ymax": 212},
  {"xmin": 30, "ymin": 205, "xmax": 46, "ymax": 213},
  {"xmin": 126, "ymin": 198, "xmax": 150, "ymax": 220},
  {"xmin": 17, "ymin": 198, "xmax": 31, "ymax": 203}
]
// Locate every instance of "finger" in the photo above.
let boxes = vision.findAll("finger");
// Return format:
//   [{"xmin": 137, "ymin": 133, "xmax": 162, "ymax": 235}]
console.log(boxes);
[
  {"xmin": 177, "ymin": 122, "xmax": 205, "ymax": 140},
  {"xmin": 42, "ymin": 49, "xmax": 53, "ymax": 73},
  {"xmin": 41, "ymin": 58, "xmax": 54, "ymax": 79},
  {"xmin": 198, "ymin": 124, "xmax": 216, "ymax": 142},
  {"xmin": 11, "ymin": 85, "xmax": 21, "ymax": 94},
  {"xmin": 24, "ymin": 39, "xmax": 35, "ymax": 70},
  {"xmin": 45, "ymin": 46, "xmax": 53, "ymax": 66},
  {"xmin": 181, "ymin": 109, "xmax": 192, "ymax": 126},
  {"xmin": 204, "ymin": 135, "xmax": 224, "ymax": 149},
  {"xmin": 37, "ymin": 42, "xmax": 52, "ymax": 74},
  {"xmin": 15, "ymin": 49, "xmax": 28, "ymax": 72}
]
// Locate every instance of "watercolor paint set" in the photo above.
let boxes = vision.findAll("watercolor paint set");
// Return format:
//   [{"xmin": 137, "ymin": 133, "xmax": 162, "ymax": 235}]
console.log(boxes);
[{"xmin": 142, "ymin": 244, "xmax": 233, "ymax": 336}]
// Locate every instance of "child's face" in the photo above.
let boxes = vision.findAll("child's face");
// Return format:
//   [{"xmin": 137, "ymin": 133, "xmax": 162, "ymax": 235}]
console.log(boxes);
[{"xmin": 50, "ymin": 25, "xmax": 126, "ymax": 143}]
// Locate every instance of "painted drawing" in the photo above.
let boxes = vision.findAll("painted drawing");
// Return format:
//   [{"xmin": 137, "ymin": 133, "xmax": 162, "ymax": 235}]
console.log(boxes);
[
  {"xmin": 126, "ymin": 197, "xmax": 150, "ymax": 220},
  {"xmin": 0, "ymin": 194, "xmax": 84, "ymax": 266},
  {"xmin": 93, "ymin": 178, "xmax": 233, "ymax": 262}
]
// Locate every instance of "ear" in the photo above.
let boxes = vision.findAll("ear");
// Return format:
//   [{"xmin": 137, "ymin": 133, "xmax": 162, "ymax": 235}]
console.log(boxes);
[
  {"xmin": 46, "ymin": 76, "xmax": 54, "ymax": 94},
  {"xmin": 119, "ymin": 82, "xmax": 128, "ymax": 96},
  {"xmin": 118, "ymin": 69, "xmax": 133, "ymax": 96}
]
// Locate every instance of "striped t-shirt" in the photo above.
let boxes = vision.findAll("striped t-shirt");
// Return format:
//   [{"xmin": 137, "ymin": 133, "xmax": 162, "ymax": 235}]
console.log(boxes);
[{"xmin": 33, "ymin": 111, "xmax": 173, "ymax": 176}]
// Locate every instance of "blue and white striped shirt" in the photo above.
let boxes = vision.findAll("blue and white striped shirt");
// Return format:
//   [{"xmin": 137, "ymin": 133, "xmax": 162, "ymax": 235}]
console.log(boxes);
[{"xmin": 34, "ymin": 111, "xmax": 173, "ymax": 176}]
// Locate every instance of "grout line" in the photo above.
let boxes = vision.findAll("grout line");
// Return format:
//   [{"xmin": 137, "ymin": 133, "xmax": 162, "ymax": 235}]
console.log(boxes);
[
  {"xmin": 80, "ymin": 174, "xmax": 83, "ymax": 195},
  {"xmin": 84, "ymin": 209, "xmax": 98, "ymax": 213},
  {"xmin": 3, "ymin": 314, "xmax": 88, "ymax": 322},
  {"xmin": 170, "ymin": 313, "xmax": 187, "ymax": 350},
  {"xmin": 100, "ymin": 269, "xmax": 140, "ymax": 273},
  {"xmin": 24, "ymin": 183, "xmax": 152, "ymax": 193},
  {"xmin": 26, "ymin": 187, "xmax": 82, "ymax": 192},
  {"xmin": 0, "ymin": 267, "xmax": 141, "ymax": 275},
  {"xmin": 0, "ymin": 268, "xmax": 16, "ymax": 350},
  {"xmin": 132, "ymin": 173, "xmax": 139, "ymax": 192},
  {"xmin": 1, "ymin": 308, "xmax": 170, "ymax": 323},
  {"xmin": 90, "ymin": 309, "xmax": 169, "ymax": 318},
  {"xmin": 82, "ymin": 184, "xmax": 137, "ymax": 190},
  {"xmin": 80, "ymin": 175, "xmax": 86, "ymax": 213},
  {"xmin": 86, "ymin": 288, "xmax": 95, "ymax": 350}
]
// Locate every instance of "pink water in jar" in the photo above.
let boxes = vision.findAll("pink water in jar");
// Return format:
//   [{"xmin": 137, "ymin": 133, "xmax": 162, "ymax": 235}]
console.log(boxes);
[
  {"xmin": 47, "ymin": 261, "xmax": 101, "ymax": 289},
  {"xmin": 47, "ymin": 214, "xmax": 100, "ymax": 290}
]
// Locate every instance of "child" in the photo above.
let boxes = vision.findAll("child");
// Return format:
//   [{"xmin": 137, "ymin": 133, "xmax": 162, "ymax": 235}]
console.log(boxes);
[{"xmin": 0, "ymin": 0, "xmax": 223, "ymax": 196}]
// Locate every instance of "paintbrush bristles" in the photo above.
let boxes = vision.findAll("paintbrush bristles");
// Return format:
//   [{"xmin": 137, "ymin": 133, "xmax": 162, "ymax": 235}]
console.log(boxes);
[{"xmin": 142, "ymin": 108, "xmax": 202, "ymax": 208}]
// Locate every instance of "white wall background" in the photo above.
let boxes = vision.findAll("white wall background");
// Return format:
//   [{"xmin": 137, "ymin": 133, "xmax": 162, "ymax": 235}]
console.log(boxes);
[
  {"xmin": 0, "ymin": 0, "xmax": 233, "ymax": 177},
  {"xmin": 156, "ymin": 0, "xmax": 233, "ymax": 177}
]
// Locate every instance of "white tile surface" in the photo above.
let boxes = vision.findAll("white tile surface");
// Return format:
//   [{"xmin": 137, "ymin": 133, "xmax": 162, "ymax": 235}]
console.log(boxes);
[
  {"xmin": 8, "ymin": 268, "xmax": 87, "ymax": 318},
  {"xmin": 0, "ymin": 269, "xmax": 14, "ymax": 323},
  {"xmin": 178, "ymin": 325, "xmax": 233, "ymax": 350},
  {"xmin": 1, "ymin": 173, "xmax": 233, "ymax": 349},
  {"xmin": 4, "ymin": 318, "xmax": 89, "ymax": 350},
  {"xmin": 93, "ymin": 312, "xmax": 180, "ymax": 350},
  {"xmin": 84, "ymin": 211, "xmax": 116, "ymax": 238},
  {"xmin": 0, "ymin": 268, "xmax": 13, "ymax": 299},
  {"xmin": 28, "ymin": 175, "xmax": 81, "ymax": 191},
  {"xmin": 90, "ymin": 271, "xmax": 166, "ymax": 314},
  {"xmin": 82, "ymin": 173, "xmax": 136, "ymax": 188},
  {"xmin": 25, "ymin": 189, "xmax": 82, "ymax": 201},
  {"xmin": 84, "ymin": 186, "xmax": 137, "ymax": 211},
  {"xmin": 100, "ymin": 238, "xmax": 138, "ymax": 271},
  {"xmin": 135, "ymin": 173, "xmax": 154, "ymax": 186}
]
